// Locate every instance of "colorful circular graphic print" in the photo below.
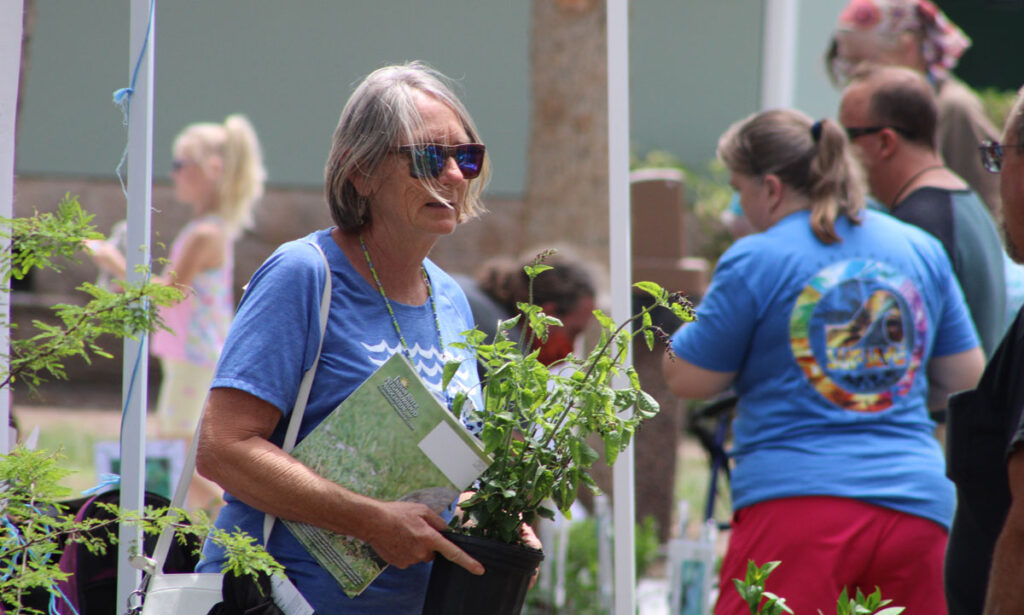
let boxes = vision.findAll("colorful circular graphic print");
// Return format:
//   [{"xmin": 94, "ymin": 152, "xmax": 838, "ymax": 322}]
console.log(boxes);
[{"xmin": 790, "ymin": 259, "xmax": 927, "ymax": 412}]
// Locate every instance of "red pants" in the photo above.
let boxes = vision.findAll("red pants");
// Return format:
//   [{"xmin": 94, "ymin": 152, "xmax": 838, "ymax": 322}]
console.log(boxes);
[{"xmin": 713, "ymin": 496, "xmax": 948, "ymax": 615}]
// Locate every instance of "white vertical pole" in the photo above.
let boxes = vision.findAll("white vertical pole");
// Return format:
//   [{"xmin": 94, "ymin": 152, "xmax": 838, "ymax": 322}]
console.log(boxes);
[
  {"xmin": 607, "ymin": 0, "xmax": 636, "ymax": 613},
  {"xmin": 761, "ymin": 0, "xmax": 800, "ymax": 110},
  {"xmin": 595, "ymin": 494, "xmax": 614, "ymax": 612},
  {"xmin": 117, "ymin": 0, "xmax": 155, "ymax": 610},
  {"xmin": 0, "ymin": 0, "xmax": 24, "ymax": 455}
]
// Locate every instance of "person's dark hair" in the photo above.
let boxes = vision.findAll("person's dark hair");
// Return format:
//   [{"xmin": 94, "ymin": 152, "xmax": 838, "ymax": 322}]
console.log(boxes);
[
  {"xmin": 849, "ymin": 64, "xmax": 937, "ymax": 150},
  {"xmin": 529, "ymin": 259, "xmax": 595, "ymax": 317},
  {"xmin": 477, "ymin": 252, "xmax": 596, "ymax": 318},
  {"xmin": 474, "ymin": 256, "xmax": 522, "ymax": 314},
  {"xmin": 718, "ymin": 109, "xmax": 865, "ymax": 245},
  {"xmin": 324, "ymin": 61, "xmax": 489, "ymax": 231}
]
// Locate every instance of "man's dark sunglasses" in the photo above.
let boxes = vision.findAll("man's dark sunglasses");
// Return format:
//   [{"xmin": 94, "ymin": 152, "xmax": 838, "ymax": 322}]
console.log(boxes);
[
  {"xmin": 397, "ymin": 143, "xmax": 486, "ymax": 180},
  {"xmin": 979, "ymin": 139, "xmax": 1024, "ymax": 174},
  {"xmin": 844, "ymin": 125, "xmax": 914, "ymax": 141}
]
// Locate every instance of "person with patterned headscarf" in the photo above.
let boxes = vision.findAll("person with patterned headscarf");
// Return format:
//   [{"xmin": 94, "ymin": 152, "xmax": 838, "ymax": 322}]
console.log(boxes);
[{"xmin": 825, "ymin": 0, "xmax": 1002, "ymax": 220}]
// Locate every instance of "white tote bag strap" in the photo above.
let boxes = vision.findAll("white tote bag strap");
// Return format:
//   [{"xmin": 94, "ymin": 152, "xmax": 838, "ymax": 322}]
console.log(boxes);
[
  {"xmin": 147, "ymin": 240, "xmax": 332, "ymax": 574},
  {"xmin": 263, "ymin": 241, "xmax": 332, "ymax": 541}
]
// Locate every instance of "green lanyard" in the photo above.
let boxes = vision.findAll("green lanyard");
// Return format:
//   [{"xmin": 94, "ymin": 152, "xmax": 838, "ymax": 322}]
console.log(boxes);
[{"xmin": 359, "ymin": 233, "xmax": 446, "ymax": 359}]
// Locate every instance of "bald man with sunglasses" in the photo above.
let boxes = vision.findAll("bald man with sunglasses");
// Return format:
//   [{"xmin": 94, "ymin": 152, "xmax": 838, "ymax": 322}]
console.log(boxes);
[{"xmin": 839, "ymin": 64, "xmax": 1008, "ymax": 358}]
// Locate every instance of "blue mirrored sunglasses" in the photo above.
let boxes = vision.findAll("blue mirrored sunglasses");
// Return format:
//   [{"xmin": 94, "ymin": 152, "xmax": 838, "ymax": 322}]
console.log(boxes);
[{"xmin": 397, "ymin": 143, "xmax": 485, "ymax": 180}]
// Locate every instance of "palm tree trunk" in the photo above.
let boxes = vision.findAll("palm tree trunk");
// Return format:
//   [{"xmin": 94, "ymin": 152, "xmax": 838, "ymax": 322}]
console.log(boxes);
[{"xmin": 524, "ymin": 0, "xmax": 608, "ymax": 263}]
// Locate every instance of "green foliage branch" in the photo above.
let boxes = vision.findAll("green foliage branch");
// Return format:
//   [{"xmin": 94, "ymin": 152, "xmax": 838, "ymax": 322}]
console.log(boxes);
[
  {"xmin": 0, "ymin": 196, "xmax": 281, "ymax": 614},
  {"xmin": 1, "ymin": 194, "xmax": 182, "ymax": 393},
  {"xmin": 0, "ymin": 447, "xmax": 283, "ymax": 615},
  {"xmin": 443, "ymin": 250, "xmax": 695, "ymax": 545},
  {"xmin": 976, "ymin": 87, "xmax": 1019, "ymax": 131},
  {"xmin": 734, "ymin": 560, "xmax": 906, "ymax": 615}
]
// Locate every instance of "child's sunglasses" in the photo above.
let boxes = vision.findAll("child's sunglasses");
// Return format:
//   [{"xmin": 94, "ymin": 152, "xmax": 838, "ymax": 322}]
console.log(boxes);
[{"xmin": 397, "ymin": 143, "xmax": 486, "ymax": 180}]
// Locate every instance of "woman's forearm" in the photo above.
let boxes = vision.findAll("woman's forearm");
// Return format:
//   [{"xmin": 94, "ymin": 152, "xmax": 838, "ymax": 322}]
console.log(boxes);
[
  {"xmin": 85, "ymin": 239, "xmax": 128, "ymax": 280},
  {"xmin": 196, "ymin": 389, "xmax": 383, "ymax": 538}
]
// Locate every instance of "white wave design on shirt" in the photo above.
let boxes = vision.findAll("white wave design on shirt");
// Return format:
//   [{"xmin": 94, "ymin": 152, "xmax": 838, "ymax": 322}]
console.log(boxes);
[
  {"xmin": 362, "ymin": 341, "xmax": 444, "ymax": 363},
  {"xmin": 360, "ymin": 338, "xmax": 449, "ymax": 384},
  {"xmin": 405, "ymin": 342, "xmax": 445, "ymax": 361},
  {"xmin": 362, "ymin": 340, "xmax": 397, "ymax": 354},
  {"xmin": 361, "ymin": 338, "xmax": 481, "ymax": 432}
]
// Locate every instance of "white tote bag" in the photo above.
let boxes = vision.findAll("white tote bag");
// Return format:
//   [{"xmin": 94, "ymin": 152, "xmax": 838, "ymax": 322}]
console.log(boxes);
[
  {"xmin": 134, "ymin": 243, "xmax": 331, "ymax": 615},
  {"xmin": 137, "ymin": 573, "xmax": 223, "ymax": 615}
]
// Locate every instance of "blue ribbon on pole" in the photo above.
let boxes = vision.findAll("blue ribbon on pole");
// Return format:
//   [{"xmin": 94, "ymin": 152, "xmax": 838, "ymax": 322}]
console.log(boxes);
[{"xmin": 82, "ymin": 473, "xmax": 122, "ymax": 496}]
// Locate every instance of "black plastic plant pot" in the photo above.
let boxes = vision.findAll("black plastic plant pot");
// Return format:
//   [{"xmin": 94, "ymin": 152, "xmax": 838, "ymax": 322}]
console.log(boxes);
[{"xmin": 422, "ymin": 531, "xmax": 545, "ymax": 615}]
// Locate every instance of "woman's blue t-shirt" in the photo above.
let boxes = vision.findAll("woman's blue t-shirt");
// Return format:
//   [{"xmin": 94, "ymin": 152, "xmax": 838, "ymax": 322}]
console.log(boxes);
[
  {"xmin": 196, "ymin": 229, "xmax": 483, "ymax": 614},
  {"xmin": 671, "ymin": 210, "xmax": 978, "ymax": 529}
]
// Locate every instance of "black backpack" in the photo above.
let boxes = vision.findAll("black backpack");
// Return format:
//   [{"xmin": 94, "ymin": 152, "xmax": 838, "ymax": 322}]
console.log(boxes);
[{"xmin": 14, "ymin": 489, "xmax": 202, "ymax": 615}]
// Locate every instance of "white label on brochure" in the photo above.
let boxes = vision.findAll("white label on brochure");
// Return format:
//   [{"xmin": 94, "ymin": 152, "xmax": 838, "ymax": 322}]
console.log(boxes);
[
  {"xmin": 271, "ymin": 573, "xmax": 315, "ymax": 615},
  {"xmin": 418, "ymin": 422, "xmax": 488, "ymax": 488}
]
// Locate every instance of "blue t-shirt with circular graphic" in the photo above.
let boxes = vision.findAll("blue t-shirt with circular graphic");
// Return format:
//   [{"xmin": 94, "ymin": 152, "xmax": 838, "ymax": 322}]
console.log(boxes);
[{"xmin": 671, "ymin": 209, "xmax": 978, "ymax": 529}]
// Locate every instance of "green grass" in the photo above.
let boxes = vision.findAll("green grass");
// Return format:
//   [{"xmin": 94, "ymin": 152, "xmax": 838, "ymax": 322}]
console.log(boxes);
[
  {"xmin": 33, "ymin": 423, "xmax": 108, "ymax": 495},
  {"xmin": 675, "ymin": 440, "xmax": 733, "ymax": 531},
  {"xmin": 27, "ymin": 408, "xmax": 731, "ymax": 540}
]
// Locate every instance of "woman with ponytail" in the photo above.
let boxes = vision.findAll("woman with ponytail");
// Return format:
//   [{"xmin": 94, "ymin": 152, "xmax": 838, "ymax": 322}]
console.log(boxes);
[
  {"xmin": 662, "ymin": 109, "xmax": 984, "ymax": 614},
  {"xmin": 89, "ymin": 114, "xmax": 266, "ymax": 511}
]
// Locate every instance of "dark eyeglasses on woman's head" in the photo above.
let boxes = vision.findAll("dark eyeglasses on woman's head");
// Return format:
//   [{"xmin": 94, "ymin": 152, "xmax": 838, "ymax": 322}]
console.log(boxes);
[
  {"xmin": 979, "ymin": 139, "xmax": 1024, "ymax": 174},
  {"xmin": 397, "ymin": 143, "xmax": 485, "ymax": 180}
]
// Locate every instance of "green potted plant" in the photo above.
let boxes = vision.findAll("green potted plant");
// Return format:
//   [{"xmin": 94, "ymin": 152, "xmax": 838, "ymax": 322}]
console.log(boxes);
[{"xmin": 423, "ymin": 251, "xmax": 694, "ymax": 615}]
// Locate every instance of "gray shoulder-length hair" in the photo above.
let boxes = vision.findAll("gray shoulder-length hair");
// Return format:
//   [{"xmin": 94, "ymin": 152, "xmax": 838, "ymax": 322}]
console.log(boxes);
[{"xmin": 324, "ymin": 61, "xmax": 490, "ymax": 231}]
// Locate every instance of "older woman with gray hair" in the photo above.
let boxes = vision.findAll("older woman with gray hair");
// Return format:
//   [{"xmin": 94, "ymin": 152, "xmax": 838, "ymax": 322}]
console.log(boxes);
[{"xmin": 194, "ymin": 62, "xmax": 516, "ymax": 613}]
